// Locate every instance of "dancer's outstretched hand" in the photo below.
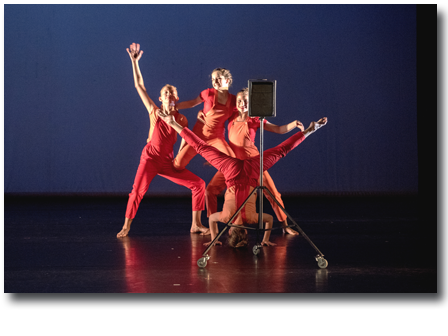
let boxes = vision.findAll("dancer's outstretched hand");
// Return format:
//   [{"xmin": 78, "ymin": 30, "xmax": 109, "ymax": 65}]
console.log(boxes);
[
  {"xmin": 157, "ymin": 109, "xmax": 175, "ymax": 125},
  {"xmin": 203, "ymin": 240, "xmax": 222, "ymax": 247},
  {"xmin": 197, "ymin": 110, "xmax": 206, "ymax": 125},
  {"xmin": 126, "ymin": 42, "xmax": 143, "ymax": 61},
  {"xmin": 261, "ymin": 240, "xmax": 277, "ymax": 246},
  {"xmin": 296, "ymin": 120, "xmax": 305, "ymax": 131},
  {"xmin": 317, "ymin": 117, "xmax": 328, "ymax": 126}
]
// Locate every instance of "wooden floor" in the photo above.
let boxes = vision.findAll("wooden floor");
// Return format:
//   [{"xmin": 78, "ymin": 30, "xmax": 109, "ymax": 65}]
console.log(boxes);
[{"xmin": 4, "ymin": 194, "xmax": 437, "ymax": 293}]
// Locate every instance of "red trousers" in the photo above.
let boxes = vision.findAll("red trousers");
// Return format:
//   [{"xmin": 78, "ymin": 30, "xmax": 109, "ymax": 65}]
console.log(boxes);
[
  {"xmin": 173, "ymin": 136, "xmax": 235, "ymax": 170},
  {"xmin": 173, "ymin": 121, "xmax": 236, "ymax": 218},
  {"xmin": 125, "ymin": 143, "xmax": 205, "ymax": 219},
  {"xmin": 179, "ymin": 128, "xmax": 305, "ymax": 222}
]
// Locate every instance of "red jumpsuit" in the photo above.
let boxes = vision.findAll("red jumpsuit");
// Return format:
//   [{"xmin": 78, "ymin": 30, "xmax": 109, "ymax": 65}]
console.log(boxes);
[
  {"xmin": 228, "ymin": 116, "xmax": 288, "ymax": 222},
  {"xmin": 178, "ymin": 127, "xmax": 306, "ymax": 225},
  {"xmin": 125, "ymin": 110, "xmax": 205, "ymax": 219},
  {"xmin": 173, "ymin": 88, "xmax": 237, "ymax": 217}
]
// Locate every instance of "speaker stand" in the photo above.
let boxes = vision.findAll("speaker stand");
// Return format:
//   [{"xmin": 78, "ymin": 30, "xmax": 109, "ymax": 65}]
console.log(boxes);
[{"xmin": 196, "ymin": 117, "xmax": 328, "ymax": 269}]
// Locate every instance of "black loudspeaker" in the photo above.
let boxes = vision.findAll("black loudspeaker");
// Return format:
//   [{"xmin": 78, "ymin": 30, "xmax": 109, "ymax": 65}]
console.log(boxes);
[{"xmin": 248, "ymin": 79, "xmax": 276, "ymax": 117}]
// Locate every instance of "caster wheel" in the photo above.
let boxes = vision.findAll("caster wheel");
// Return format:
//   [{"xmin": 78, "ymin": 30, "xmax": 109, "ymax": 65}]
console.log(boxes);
[
  {"xmin": 317, "ymin": 257, "xmax": 328, "ymax": 269},
  {"xmin": 253, "ymin": 245, "xmax": 260, "ymax": 255},
  {"xmin": 197, "ymin": 257, "xmax": 208, "ymax": 268}
]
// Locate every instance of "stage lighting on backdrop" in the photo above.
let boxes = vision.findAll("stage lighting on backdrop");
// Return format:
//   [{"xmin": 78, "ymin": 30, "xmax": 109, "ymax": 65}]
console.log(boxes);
[{"xmin": 248, "ymin": 79, "xmax": 276, "ymax": 117}]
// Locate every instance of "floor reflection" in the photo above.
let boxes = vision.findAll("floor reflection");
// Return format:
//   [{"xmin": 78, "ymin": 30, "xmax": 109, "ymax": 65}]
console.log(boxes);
[
  {"xmin": 191, "ymin": 227, "xmax": 294, "ymax": 293},
  {"xmin": 315, "ymin": 269, "xmax": 329, "ymax": 292},
  {"xmin": 119, "ymin": 236, "xmax": 153, "ymax": 293},
  {"xmin": 5, "ymin": 195, "xmax": 433, "ymax": 293},
  {"xmin": 118, "ymin": 226, "xmax": 333, "ymax": 293}
]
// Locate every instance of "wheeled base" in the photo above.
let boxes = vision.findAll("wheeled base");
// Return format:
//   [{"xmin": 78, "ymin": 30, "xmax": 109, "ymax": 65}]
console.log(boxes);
[
  {"xmin": 197, "ymin": 250, "xmax": 328, "ymax": 269},
  {"xmin": 197, "ymin": 255, "xmax": 210, "ymax": 268},
  {"xmin": 196, "ymin": 187, "xmax": 329, "ymax": 269},
  {"xmin": 316, "ymin": 255, "xmax": 329, "ymax": 269}
]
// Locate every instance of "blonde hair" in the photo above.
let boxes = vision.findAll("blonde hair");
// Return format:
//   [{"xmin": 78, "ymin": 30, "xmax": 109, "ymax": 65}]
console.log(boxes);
[
  {"xmin": 212, "ymin": 68, "xmax": 233, "ymax": 86},
  {"xmin": 237, "ymin": 87, "xmax": 249, "ymax": 97},
  {"xmin": 227, "ymin": 227, "xmax": 248, "ymax": 248},
  {"xmin": 160, "ymin": 84, "xmax": 179, "ymax": 99}
]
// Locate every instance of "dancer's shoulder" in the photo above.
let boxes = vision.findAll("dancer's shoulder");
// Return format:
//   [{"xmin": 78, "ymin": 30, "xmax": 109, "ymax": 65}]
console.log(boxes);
[
  {"xmin": 200, "ymin": 88, "xmax": 214, "ymax": 99},
  {"xmin": 175, "ymin": 112, "xmax": 189, "ymax": 128}
]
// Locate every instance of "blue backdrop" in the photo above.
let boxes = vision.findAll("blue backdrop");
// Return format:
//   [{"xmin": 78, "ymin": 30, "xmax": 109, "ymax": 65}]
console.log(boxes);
[{"xmin": 4, "ymin": 4, "xmax": 418, "ymax": 195}]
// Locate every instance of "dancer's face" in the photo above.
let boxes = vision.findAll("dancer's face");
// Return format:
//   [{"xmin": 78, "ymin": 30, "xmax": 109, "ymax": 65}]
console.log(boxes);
[
  {"xmin": 159, "ymin": 87, "xmax": 178, "ymax": 107},
  {"xmin": 211, "ymin": 71, "xmax": 229, "ymax": 90},
  {"xmin": 236, "ymin": 92, "xmax": 248, "ymax": 113}
]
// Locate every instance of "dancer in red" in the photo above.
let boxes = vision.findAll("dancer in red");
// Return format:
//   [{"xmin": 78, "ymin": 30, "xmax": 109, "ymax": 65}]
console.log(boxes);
[
  {"xmin": 174, "ymin": 68, "xmax": 237, "ymax": 218},
  {"xmin": 117, "ymin": 43, "xmax": 207, "ymax": 238},
  {"xmin": 158, "ymin": 109, "xmax": 328, "ymax": 248},
  {"xmin": 207, "ymin": 87, "xmax": 306, "ymax": 235}
]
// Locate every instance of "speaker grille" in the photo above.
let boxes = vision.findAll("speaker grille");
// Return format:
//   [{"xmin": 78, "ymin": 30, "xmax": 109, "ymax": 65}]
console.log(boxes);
[{"xmin": 248, "ymin": 80, "xmax": 276, "ymax": 117}]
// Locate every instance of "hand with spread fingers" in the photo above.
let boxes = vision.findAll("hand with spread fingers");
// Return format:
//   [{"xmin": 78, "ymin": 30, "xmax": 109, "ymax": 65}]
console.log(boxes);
[
  {"xmin": 203, "ymin": 240, "xmax": 222, "ymax": 247},
  {"xmin": 261, "ymin": 240, "xmax": 277, "ymax": 247},
  {"xmin": 126, "ymin": 42, "xmax": 143, "ymax": 62}
]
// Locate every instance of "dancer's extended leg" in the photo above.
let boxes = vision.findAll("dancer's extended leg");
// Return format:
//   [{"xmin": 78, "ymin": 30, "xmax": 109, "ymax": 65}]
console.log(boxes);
[
  {"xmin": 173, "ymin": 133, "xmax": 234, "ymax": 171},
  {"xmin": 260, "ymin": 117, "xmax": 328, "ymax": 172},
  {"xmin": 205, "ymin": 171, "xmax": 227, "ymax": 217},
  {"xmin": 262, "ymin": 171, "xmax": 287, "ymax": 222},
  {"xmin": 180, "ymin": 128, "xmax": 242, "ymax": 175},
  {"xmin": 159, "ymin": 165, "xmax": 208, "ymax": 234},
  {"xmin": 173, "ymin": 143, "xmax": 197, "ymax": 170},
  {"xmin": 262, "ymin": 171, "xmax": 299, "ymax": 235},
  {"xmin": 261, "ymin": 132, "xmax": 306, "ymax": 171},
  {"xmin": 118, "ymin": 154, "xmax": 159, "ymax": 238}
]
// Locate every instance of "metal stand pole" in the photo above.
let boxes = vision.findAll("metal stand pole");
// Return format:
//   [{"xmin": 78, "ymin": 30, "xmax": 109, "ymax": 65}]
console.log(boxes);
[{"xmin": 256, "ymin": 117, "xmax": 265, "ymax": 246}]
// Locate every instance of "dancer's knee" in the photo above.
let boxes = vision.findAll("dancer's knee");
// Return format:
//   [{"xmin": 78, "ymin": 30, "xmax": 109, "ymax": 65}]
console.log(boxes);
[
  {"xmin": 129, "ymin": 188, "xmax": 144, "ymax": 200},
  {"xmin": 173, "ymin": 158, "xmax": 185, "ymax": 170},
  {"xmin": 206, "ymin": 183, "xmax": 222, "ymax": 197},
  {"xmin": 194, "ymin": 179, "xmax": 206, "ymax": 192}
]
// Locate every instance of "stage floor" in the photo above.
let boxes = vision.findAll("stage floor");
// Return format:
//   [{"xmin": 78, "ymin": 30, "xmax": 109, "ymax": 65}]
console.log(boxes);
[{"xmin": 4, "ymin": 194, "xmax": 436, "ymax": 293}]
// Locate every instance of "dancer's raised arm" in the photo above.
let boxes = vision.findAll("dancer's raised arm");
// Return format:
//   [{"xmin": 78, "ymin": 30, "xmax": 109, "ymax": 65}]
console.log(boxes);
[
  {"xmin": 117, "ymin": 68, "xmax": 208, "ymax": 238},
  {"xmin": 126, "ymin": 43, "xmax": 158, "ymax": 115}
]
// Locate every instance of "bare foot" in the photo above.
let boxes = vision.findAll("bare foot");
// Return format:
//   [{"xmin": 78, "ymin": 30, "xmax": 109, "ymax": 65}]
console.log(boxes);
[
  {"xmin": 261, "ymin": 240, "xmax": 277, "ymax": 246},
  {"xmin": 313, "ymin": 117, "xmax": 327, "ymax": 129},
  {"xmin": 199, "ymin": 229, "xmax": 210, "ymax": 236},
  {"xmin": 283, "ymin": 227, "xmax": 299, "ymax": 235},
  {"xmin": 304, "ymin": 117, "xmax": 328, "ymax": 136},
  {"xmin": 312, "ymin": 117, "xmax": 327, "ymax": 129},
  {"xmin": 190, "ymin": 225, "xmax": 210, "ymax": 235},
  {"xmin": 117, "ymin": 226, "xmax": 130, "ymax": 238},
  {"xmin": 280, "ymin": 220, "xmax": 299, "ymax": 235}
]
